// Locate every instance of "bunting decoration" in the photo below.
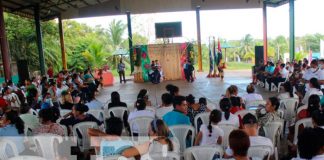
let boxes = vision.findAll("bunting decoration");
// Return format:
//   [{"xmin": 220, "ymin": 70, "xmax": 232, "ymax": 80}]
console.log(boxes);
[{"xmin": 207, "ymin": 37, "xmax": 214, "ymax": 78}]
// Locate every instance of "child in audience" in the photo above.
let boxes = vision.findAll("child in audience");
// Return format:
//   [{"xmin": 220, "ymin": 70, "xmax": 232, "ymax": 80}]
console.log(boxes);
[
  {"xmin": 194, "ymin": 109, "xmax": 223, "ymax": 146},
  {"xmin": 218, "ymin": 98, "xmax": 240, "ymax": 128},
  {"xmin": 187, "ymin": 94, "xmax": 209, "ymax": 125}
]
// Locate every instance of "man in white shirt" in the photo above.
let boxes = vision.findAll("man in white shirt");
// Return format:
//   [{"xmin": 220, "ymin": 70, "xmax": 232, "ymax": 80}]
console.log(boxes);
[
  {"xmin": 317, "ymin": 59, "xmax": 324, "ymax": 90},
  {"xmin": 303, "ymin": 60, "xmax": 320, "ymax": 82},
  {"xmin": 242, "ymin": 84, "xmax": 263, "ymax": 105},
  {"xmin": 128, "ymin": 99, "xmax": 155, "ymax": 134},
  {"xmin": 85, "ymin": 92, "xmax": 104, "ymax": 110},
  {"xmin": 225, "ymin": 113, "xmax": 274, "ymax": 157}
]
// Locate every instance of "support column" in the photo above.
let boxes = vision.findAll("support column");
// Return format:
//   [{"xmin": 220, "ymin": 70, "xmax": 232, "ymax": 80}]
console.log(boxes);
[
  {"xmin": 262, "ymin": 2, "xmax": 268, "ymax": 64},
  {"xmin": 58, "ymin": 15, "xmax": 67, "ymax": 70},
  {"xmin": 34, "ymin": 4, "xmax": 45, "ymax": 75},
  {"xmin": 196, "ymin": 6, "xmax": 202, "ymax": 71},
  {"xmin": 0, "ymin": 0, "xmax": 11, "ymax": 81},
  {"xmin": 126, "ymin": 11, "xmax": 134, "ymax": 74},
  {"xmin": 289, "ymin": 0, "xmax": 295, "ymax": 61}
]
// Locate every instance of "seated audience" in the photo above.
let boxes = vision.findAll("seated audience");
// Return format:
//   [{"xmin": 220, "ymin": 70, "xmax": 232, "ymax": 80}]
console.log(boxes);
[
  {"xmin": 266, "ymin": 63, "xmax": 289, "ymax": 90},
  {"xmin": 60, "ymin": 90, "xmax": 74, "ymax": 110},
  {"xmin": 302, "ymin": 78, "xmax": 323, "ymax": 105},
  {"xmin": 163, "ymin": 96, "xmax": 191, "ymax": 127},
  {"xmin": 156, "ymin": 93, "xmax": 173, "ymax": 118},
  {"xmin": 88, "ymin": 117, "xmax": 133, "ymax": 156},
  {"xmin": 122, "ymin": 119, "xmax": 175, "ymax": 158},
  {"xmin": 277, "ymin": 81, "xmax": 298, "ymax": 100},
  {"xmin": 302, "ymin": 59, "xmax": 320, "ymax": 83},
  {"xmin": 296, "ymin": 127, "xmax": 324, "ymax": 160},
  {"xmin": 225, "ymin": 85, "xmax": 244, "ymax": 113},
  {"xmin": 194, "ymin": 109, "xmax": 223, "ymax": 146},
  {"xmin": 0, "ymin": 110, "xmax": 25, "ymax": 154},
  {"xmin": 225, "ymin": 113, "xmax": 274, "ymax": 157},
  {"xmin": 297, "ymin": 95, "xmax": 321, "ymax": 121},
  {"xmin": 257, "ymin": 97, "xmax": 281, "ymax": 128},
  {"xmin": 218, "ymin": 98, "xmax": 240, "ymax": 128},
  {"xmin": 165, "ymin": 84, "xmax": 179, "ymax": 97},
  {"xmin": 186, "ymin": 94, "xmax": 209, "ymax": 125},
  {"xmin": 242, "ymin": 84, "xmax": 263, "ymax": 105},
  {"xmin": 34, "ymin": 108, "xmax": 65, "ymax": 136},
  {"xmin": 85, "ymin": 92, "xmax": 103, "ymax": 110},
  {"xmin": 60, "ymin": 103, "xmax": 102, "ymax": 127},
  {"xmin": 108, "ymin": 91, "xmax": 127, "ymax": 109},
  {"xmin": 228, "ymin": 130, "xmax": 251, "ymax": 160},
  {"xmin": 137, "ymin": 89, "xmax": 152, "ymax": 107},
  {"xmin": 128, "ymin": 99, "xmax": 155, "ymax": 134}
]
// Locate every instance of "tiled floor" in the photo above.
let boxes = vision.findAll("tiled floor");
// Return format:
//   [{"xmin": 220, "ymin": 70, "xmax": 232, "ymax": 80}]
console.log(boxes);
[{"xmin": 97, "ymin": 70, "xmax": 278, "ymax": 109}]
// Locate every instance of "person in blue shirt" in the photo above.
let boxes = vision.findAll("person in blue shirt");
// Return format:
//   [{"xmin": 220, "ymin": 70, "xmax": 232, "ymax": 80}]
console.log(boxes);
[
  {"xmin": 0, "ymin": 110, "xmax": 25, "ymax": 154},
  {"xmin": 163, "ymin": 96, "xmax": 191, "ymax": 127},
  {"xmin": 88, "ymin": 117, "xmax": 133, "ymax": 157}
]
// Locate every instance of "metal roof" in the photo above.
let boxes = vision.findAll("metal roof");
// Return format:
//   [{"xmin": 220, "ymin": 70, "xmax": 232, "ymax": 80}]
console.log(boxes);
[{"xmin": 1, "ymin": 0, "xmax": 291, "ymax": 20}]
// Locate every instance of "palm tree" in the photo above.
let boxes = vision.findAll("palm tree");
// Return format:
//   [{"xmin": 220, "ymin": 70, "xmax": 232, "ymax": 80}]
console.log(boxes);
[
  {"xmin": 82, "ymin": 43, "xmax": 110, "ymax": 68},
  {"xmin": 238, "ymin": 34, "xmax": 255, "ymax": 61},
  {"xmin": 107, "ymin": 20, "xmax": 127, "ymax": 51}
]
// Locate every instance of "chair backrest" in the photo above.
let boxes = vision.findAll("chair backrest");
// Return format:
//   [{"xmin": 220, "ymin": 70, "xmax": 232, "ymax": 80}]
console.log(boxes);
[
  {"xmin": 24, "ymin": 124, "xmax": 33, "ymax": 136},
  {"xmin": 129, "ymin": 116, "xmax": 154, "ymax": 140},
  {"xmin": 184, "ymin": 146, "xmax": 224, "ymax": 160},
  {"xmin": 246, "ymin": 100, "xmax": 266, "ymax": 110},
  {"xmin": 248, "ymin": 145, "xmax": 272, "ymax": 160},
  {"xmin": 277, "ymin": 109, "xmax": 285, "ymax": 119},
  {"xmin": 280, "ymin": 98, "xmax": 298, "ymax": 121},
  {"xmin": 293, "ymin": 118, "xmax": 313, "ymax": 144},
  {"xmin": 72, "ymin": 122, "xmax": 98, "ymax": 151},
  {"xmin": 87, "ymin": 110, "xmax": 105, "ymax": 122},
  {"xmin": 263, "ymin": 120, "xmax": 284, "ymax": 146},
  {"xmin": 60, "ymin": 109, "xmax": 71, "ymax": 117},
  {"xmin": 149, "ymin": 152, "xmax": 180, "ymax": 160},
  {"xmin": 106, "ymin": 107, "xmax": 128, "ymax": 119},
  {"xmin": 8, "ymin": 156, "xmax": 47, "ymax": 160},
  {"xmin": 0, "ymin": 139, "xmax": 19, "ymax": 160},
  {"xmin": 169, "ymin": 125, "xmax": 195, "ymax": 153},
  {"xmin": 155, "ymin": 107, "xmax": 173, "ymax": 119},
  {"xmin": 234, "ymin": 110, "xmax": 256, "ymax": 119},
  {"xmin": 60, "ymin": 124, "xmax": 68, "ymax": 136},
  {"xmin": 194, "ymin": 112, "xmax": 210, "ymax": 132},
  {"xmin": 29, "ymin": 108, "xmax": 38, "ymax": 116},
  {"xmin": 218, "ymin": 124, "xmax": 237, "ymax": 148},
  {"xmin": 33, "ymin": 133, "xmax": 63, "ymax": 159}
]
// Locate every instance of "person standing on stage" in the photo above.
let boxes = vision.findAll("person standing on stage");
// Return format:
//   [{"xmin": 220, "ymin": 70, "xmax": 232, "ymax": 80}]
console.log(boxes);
[
  {"xmin": 183, "ymin": 59, "xmax": 189, "ymax": 81},
  {"xmin": 187, "ymin": 60, "xmax": 195, "ymax": 82},
  {"xmin": 117, "ymin": 59, "xmax": 126, "ymax": 83}
]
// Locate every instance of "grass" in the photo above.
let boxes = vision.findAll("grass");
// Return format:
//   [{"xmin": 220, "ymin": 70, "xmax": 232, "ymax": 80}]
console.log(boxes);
[{"xmin": 225, "ymin": 62, "xmax": 254, "ymax": 70}]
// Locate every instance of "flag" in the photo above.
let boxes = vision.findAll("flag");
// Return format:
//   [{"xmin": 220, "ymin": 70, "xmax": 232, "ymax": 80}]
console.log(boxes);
[
  {"xmin": 217, "ymin": 38, "xmax": 223, "ymax": 66},
  {"xmin": 208, "ymin": 38, "xmax": 214, "ymax": 77},
  {"xmin": 213, "ymin": 38, "xmax": 217, "ymax": 76}
]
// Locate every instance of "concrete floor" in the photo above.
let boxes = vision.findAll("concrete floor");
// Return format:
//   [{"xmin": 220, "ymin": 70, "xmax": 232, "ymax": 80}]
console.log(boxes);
[{"xmin": 97, "ymin": 70, "xmax": 278, "ymax": 109}]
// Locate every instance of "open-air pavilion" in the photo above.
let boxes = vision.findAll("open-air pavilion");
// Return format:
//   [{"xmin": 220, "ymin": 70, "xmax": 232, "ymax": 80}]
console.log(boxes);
[{"xmin": 0, "ymin": 0, "xmax": 296, "ymax": 82}]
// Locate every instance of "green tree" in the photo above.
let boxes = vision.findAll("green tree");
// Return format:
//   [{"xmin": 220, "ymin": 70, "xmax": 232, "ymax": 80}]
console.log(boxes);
[
  {"xmin": 82, "ymin": 44, "xmax": 109, "ymax": 68},
  {"xmin": 107, "ymin": 20, "xmax": 127, "ymax": 51},
  {"xmin": 238, "ymin": 34, "xmax": 255, "ymax": 61}
]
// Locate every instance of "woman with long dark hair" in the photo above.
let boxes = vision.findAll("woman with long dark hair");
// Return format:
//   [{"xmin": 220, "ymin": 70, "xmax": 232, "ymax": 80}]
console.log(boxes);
[
  {"xmin": 278, "ymin": 81, "xmax": 298, "ymax": 100},
  {"xmin": 218, "ymin": 98, "xmax": 240, "ymax": 128},
  {"xmin": 0, "ymin": 110, "xmax": 25, "ymax": 153},
  {"xmin": 194, "ymin": 109, "xmax": 223, "ymax": 146},
  {"xmin": 108, "ymin": 91, "xmax": 127, "ymax": 109}
]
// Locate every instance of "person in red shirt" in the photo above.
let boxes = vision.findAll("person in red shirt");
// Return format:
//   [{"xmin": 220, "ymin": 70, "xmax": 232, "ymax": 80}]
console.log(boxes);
[{"xmin": 47, "ymin": 66, "xmax": 54, "ymax": 78}]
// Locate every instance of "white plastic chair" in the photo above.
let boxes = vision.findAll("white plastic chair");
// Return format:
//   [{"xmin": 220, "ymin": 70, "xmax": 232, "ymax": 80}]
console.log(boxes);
[
  {"xmin": 72, "ymin": 122, "xmax": 98, "ymax": 152},
  {"xmin": 245, "ymin": 100, "xmax": 266, "ymax": 110},
  {"xmin": 29, "ymin": 108, "xmax": 38, "ymax": 116},
  {"xmin": 169, "ymin": 125, "xmax": 195, "ymax": 153},
  {"xmin": 8, "ymin": 156, "xmax": 47, "ymax": 160},
  {"xmin": 265, "ymin": 81, "xmax": 270, "ymax": 91},
  {"xmin": 280, "ymin": 98, "xmax": 299, "ymax": 122},
  {"xmin": 24, "ymin": 124, "xmax": 33, "ymax": 136},
  {"xmin": 218, "ymin": 124, "xmax": 237, "ymax": 148},
  {"xmin": 129, "ymin": 116, "xmax": 154, "ymax": 141},
  {"xmin": 0, "ymin": 139, "xmax": 19, "ymax": 160},
  {"xmin": 106, "ymin": 107, "xmax": 128, "ymax": 119},
  {"xmin": 277, "ymin": 74, "xmax": 290, "ymax": 93},
  {"xmin": 148, "ymin": 152, "xmax": 180, "ymax": 160},
  {"xmin": 155, "ymin": 107, "xmax": 173, "ymax": 119},
  {"xmin": 194, "ymin": 112, "xmax": 210, "ymax": 132},
  {"xmin": 293, "ymin": 118, "xmax": 313, "ymax": 144},
  {"xmin": 33, "ymin": 133, "xmax": 63, "ymax": 160},
  {"xmin": 60, "ymin": 124, "xmax": 68, "ymax": 136},
  {"xmin": 263, "ymin": 120, "xmax": 284, "ymax": 160},
  {"xmin": 98, "ymin": 155, "xmax": 135, "ymax": 160},
  {"xmin": 60, "ymin": 109, "xmax": 71, "ymax": 117},
  {"xmin": 234, "ymin": 110, "xmax": 256, "ymax": 119},
  {"xmin": 248, "ymin": 145, "xmax": 272, "ymax": 160},
  {"xmin": 183, "ymin": 146, "xmax": 224, "ymax": 160},
  {"xmin": 87, "ymin": 110, "xmax": 105, "ymax": 122}
]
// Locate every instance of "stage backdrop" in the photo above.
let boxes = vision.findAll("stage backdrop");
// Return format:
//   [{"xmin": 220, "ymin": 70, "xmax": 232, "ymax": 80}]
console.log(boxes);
[{"xmin": 148, "ymin": 43, "xmax": 183, "ymax": 81}]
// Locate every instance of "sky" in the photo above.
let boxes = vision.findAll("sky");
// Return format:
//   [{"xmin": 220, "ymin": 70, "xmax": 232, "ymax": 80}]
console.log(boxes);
[{"xmin": 73, "ymin": 0, "xmax": 324, "ymax": 44}]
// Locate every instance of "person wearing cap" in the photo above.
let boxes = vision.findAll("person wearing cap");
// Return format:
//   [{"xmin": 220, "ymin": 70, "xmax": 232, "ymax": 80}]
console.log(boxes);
[
  {"xmin": 60, "ymin": 103, "xmax": 102, "ymax": 127},
  {"xmin": 225, "ymin": 113, "xmax": 274, "ymax": 158}
]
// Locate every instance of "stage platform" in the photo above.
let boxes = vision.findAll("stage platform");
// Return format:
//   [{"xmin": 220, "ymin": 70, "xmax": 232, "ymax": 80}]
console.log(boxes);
[{"xmin": 96, "ymin": 70, "xmax": 278, "ymax": 109}]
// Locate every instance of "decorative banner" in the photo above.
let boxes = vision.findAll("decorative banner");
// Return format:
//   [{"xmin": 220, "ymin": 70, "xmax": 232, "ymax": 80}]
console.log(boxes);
[{"xmin": 139, "ymin": 45, "xmax": 151, "ymax": 82}]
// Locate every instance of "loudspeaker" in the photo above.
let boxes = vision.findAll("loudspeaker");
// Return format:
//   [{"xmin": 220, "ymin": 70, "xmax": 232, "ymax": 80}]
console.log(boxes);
[
  {"xmin": 17, "ymin": 60, "xmax": 29, "ymax": 82},
  {"xmin": 255, "ymin": 46, "xmax": 264, "ymax": 67}
]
